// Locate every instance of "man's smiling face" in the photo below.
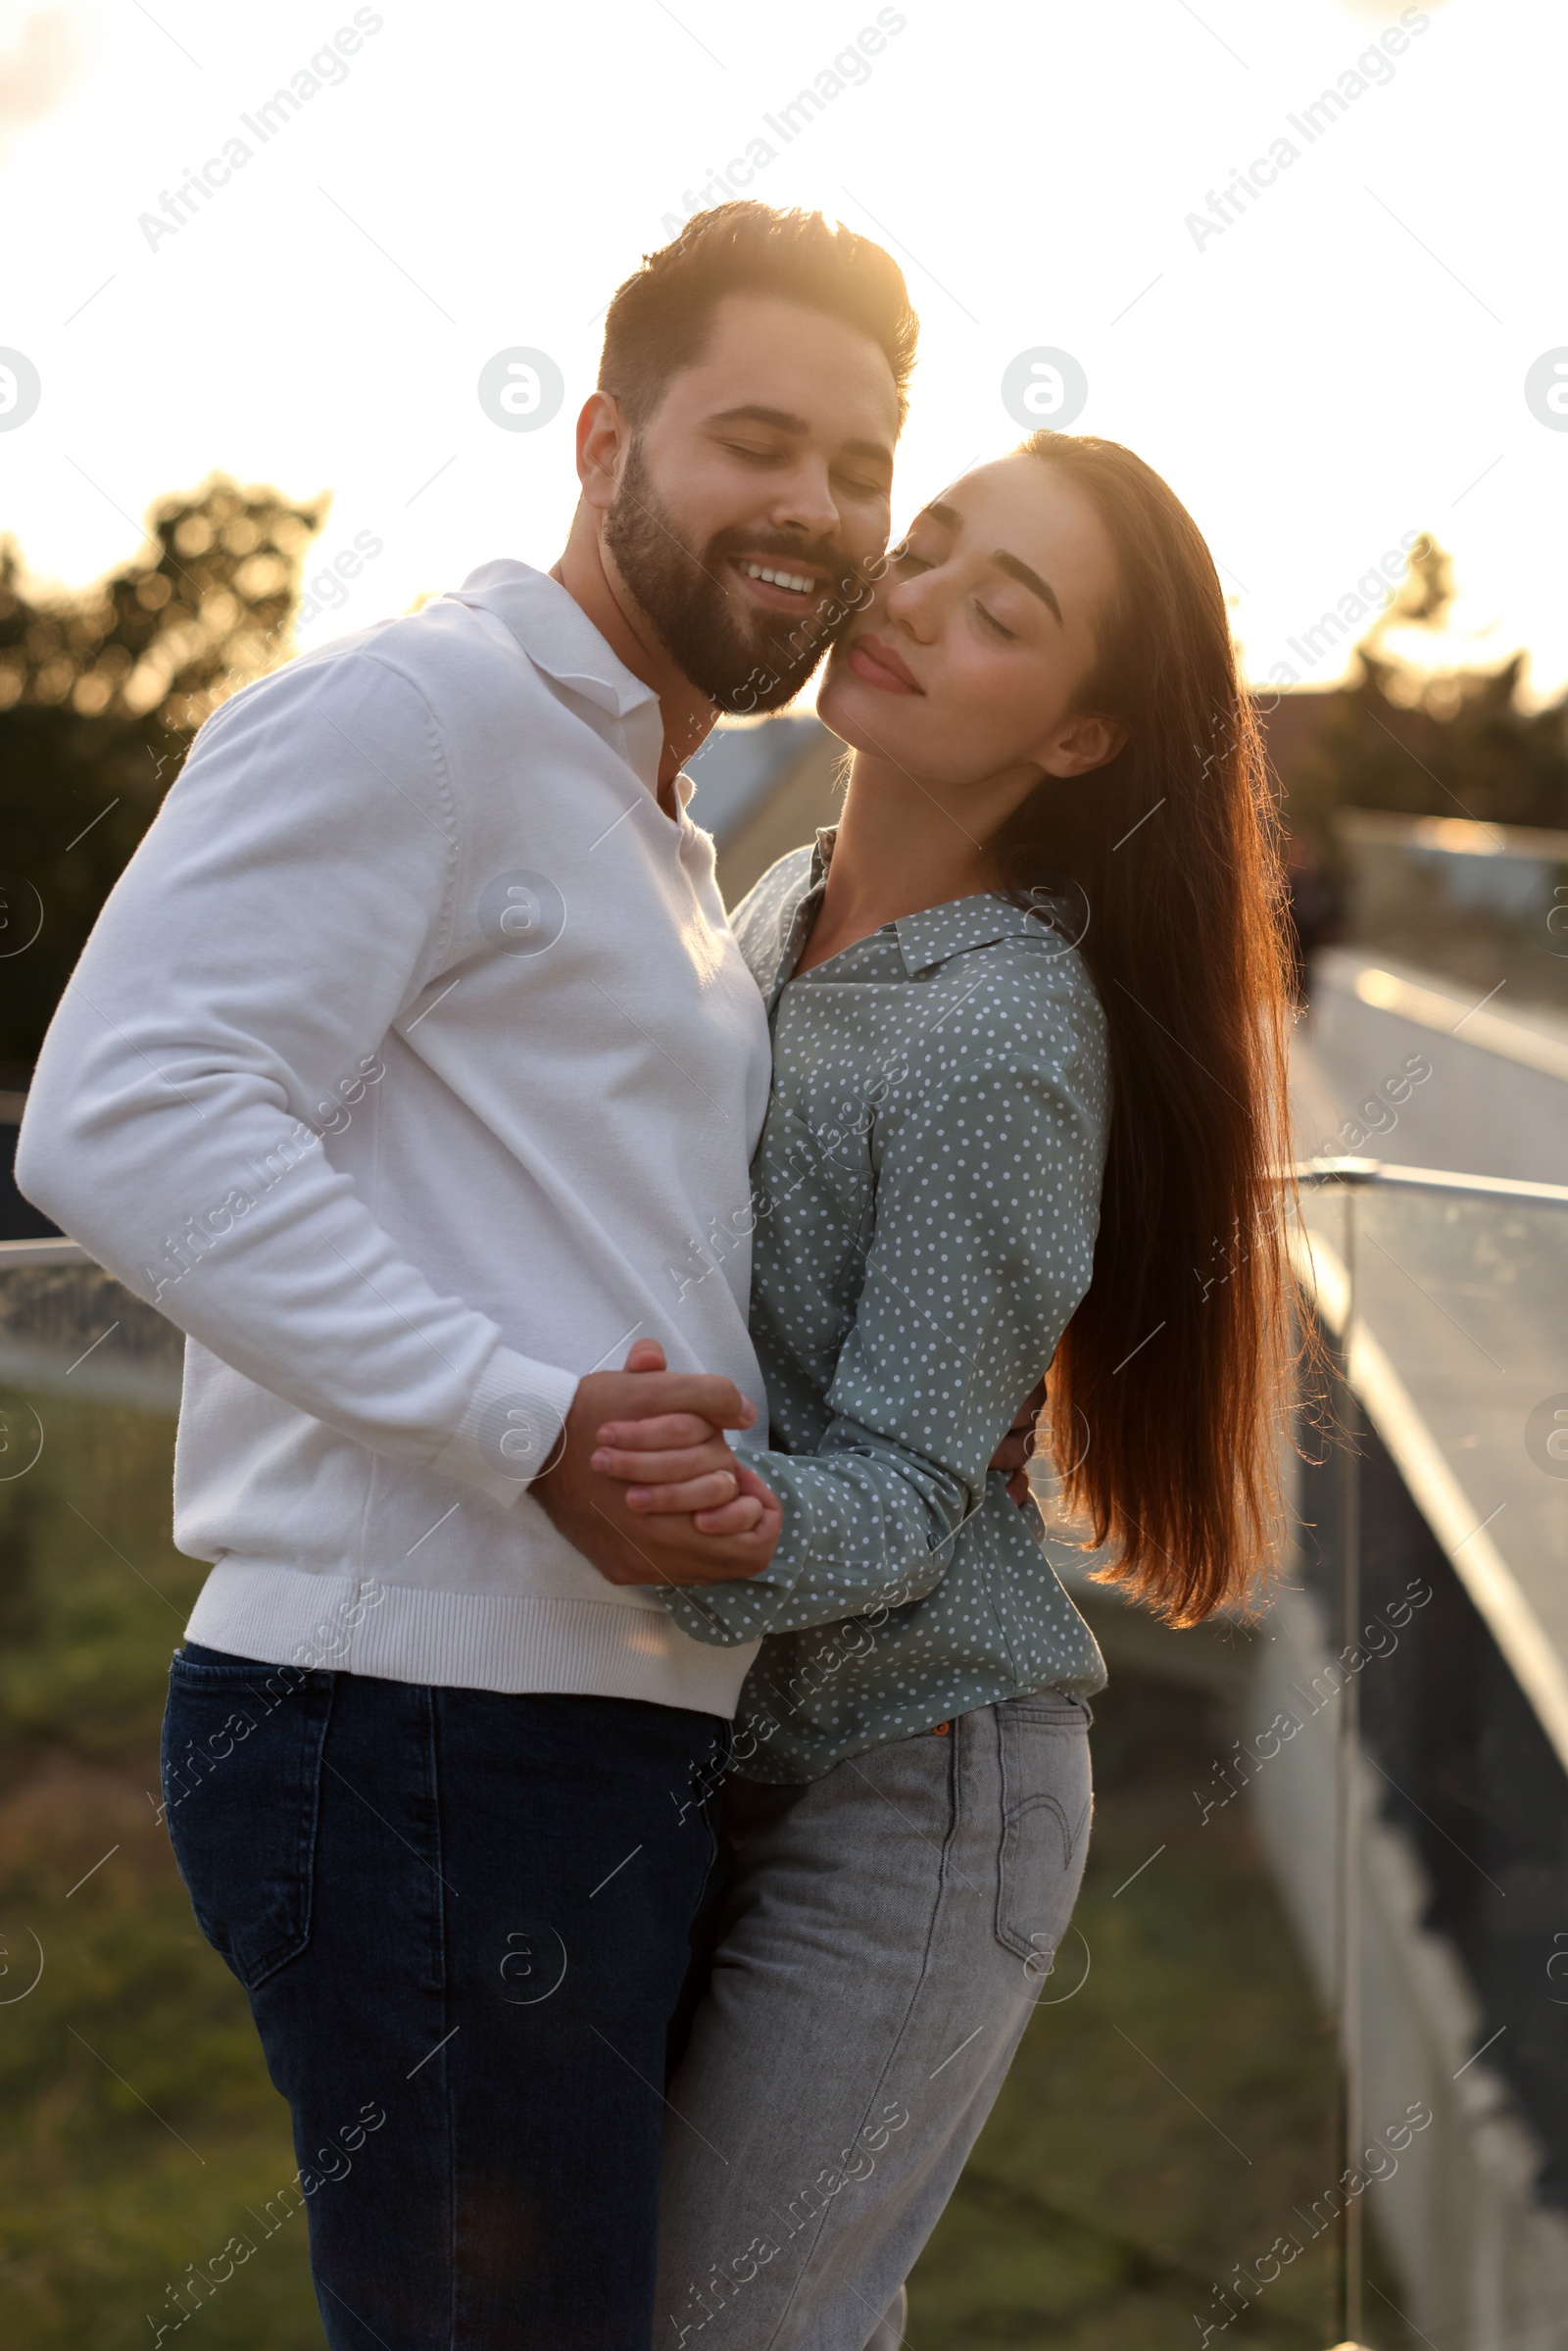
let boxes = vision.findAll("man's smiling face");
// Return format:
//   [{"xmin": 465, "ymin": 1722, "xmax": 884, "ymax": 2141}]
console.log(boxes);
[{"xmin": 603, "ymin": 290, "xmax": 901, "ymax": 712}]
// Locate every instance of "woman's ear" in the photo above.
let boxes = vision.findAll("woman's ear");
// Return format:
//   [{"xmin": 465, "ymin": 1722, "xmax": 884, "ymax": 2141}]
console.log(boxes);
[{"xmin": 1038, "ymin": 710, "xmax": 1128, "ymax": 779}]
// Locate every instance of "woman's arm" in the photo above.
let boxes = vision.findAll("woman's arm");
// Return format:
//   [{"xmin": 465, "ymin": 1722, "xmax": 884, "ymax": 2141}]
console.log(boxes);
[{"xmin": 599, "ymin": 976, "xmax": 1107, "ymax": 1643}]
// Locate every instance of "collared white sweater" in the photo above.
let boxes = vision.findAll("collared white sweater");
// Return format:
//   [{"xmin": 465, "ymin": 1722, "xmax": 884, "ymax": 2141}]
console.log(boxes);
[{"xmin": 18, "ymin": 562, "xmax": 772, "ymax": 1711}]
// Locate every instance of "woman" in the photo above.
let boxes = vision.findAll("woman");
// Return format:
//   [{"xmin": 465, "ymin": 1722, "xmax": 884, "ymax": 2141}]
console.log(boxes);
[{"xmin": 591, "ymin": 431, "xmax": 1299, "ymax": 2349}]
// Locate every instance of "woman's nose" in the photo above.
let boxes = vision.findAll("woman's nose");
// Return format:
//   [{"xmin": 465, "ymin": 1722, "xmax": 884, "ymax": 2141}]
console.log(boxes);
[{"xmin": 882, "ymin": 570, "xmax": 940, "ymax": 642}]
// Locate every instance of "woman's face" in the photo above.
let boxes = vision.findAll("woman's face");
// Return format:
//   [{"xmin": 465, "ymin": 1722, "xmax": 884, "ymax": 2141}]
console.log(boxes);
[{"xmin": 817, "ymin": 455, "xmax": 1125, "ymax": 798}]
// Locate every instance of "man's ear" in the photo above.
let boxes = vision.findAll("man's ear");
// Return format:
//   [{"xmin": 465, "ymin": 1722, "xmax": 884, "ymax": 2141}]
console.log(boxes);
[
  {"xmin": 575, "ymin": 391, "xmax": 629, "ymax": 514},
  {"xmin": 1038, "ymin": 710, "xmax": 1127, "ymax": 780}
]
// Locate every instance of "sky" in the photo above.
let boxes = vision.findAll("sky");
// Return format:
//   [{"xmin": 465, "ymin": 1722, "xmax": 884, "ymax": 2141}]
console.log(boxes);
[{"xmin": 2, "ymin": 0, "xmax": 1565, "ymax": 702}]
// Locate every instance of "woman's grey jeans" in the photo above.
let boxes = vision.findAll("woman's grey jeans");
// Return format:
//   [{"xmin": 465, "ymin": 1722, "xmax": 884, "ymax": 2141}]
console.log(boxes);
[{"xmin": 655, "ymin": 1690, "xmax": 1094, "ymax": 2349}]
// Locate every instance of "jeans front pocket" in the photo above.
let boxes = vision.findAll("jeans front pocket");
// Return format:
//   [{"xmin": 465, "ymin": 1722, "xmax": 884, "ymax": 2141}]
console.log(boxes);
[
  {"xmin": 993, "ymin": 1693, "xmax": 1093, "ymax": 1970},
  {"xmin": 162, "ymin": 1647, "xmax": 335, "ymax": 1991}
]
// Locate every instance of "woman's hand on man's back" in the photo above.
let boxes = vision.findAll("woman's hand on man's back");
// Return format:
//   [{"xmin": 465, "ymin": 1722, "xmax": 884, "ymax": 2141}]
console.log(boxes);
[{"xmin": 992, "ymin": 1381, "xmax": 1047, "ymax": 1507}]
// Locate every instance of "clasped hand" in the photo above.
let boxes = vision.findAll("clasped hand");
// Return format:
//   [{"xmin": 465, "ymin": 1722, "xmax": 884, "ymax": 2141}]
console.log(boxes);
[
  {"xmin": 528, "ymin": 1340, "xmax": 781, "ymax": 1589},
  {"xmin": 531, "ymin": 1340, "xmax": 1046, "ymax": 1592}
]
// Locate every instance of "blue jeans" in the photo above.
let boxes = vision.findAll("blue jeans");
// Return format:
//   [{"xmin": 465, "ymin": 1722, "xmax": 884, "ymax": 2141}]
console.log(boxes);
[{"xmin": 163, "ymin": 1643, "xmax": 732, "ymax": 2350}]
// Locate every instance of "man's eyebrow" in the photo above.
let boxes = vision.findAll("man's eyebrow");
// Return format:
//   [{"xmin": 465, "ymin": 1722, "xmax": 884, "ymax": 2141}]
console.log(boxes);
[
  {"xmin": 841, "ymin": 437, "xmax": 895, "ymax": 472},
  {"xmin": 994, "ymin": 550, "xmax": 1062, "ymax": 625},
  {"xmin": 708, "ymin": 404, "xmax": 810, "ymax": 435}
]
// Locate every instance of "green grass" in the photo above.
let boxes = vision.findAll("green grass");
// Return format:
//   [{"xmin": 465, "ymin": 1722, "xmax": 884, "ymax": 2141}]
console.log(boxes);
[
  {"xmin": 0, "ymin": 1386, "xmax": 320, "ymax": 2349},
  {"xmin": 0, "ymin": 1386, "xmax": 1414, "ymax": 2347}
]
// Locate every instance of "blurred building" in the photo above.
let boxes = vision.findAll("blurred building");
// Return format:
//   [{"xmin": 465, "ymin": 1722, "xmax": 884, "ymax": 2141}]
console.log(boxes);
[{"xmin": 683, "ymin": 711, "xmax": 843, "ymax": 906}]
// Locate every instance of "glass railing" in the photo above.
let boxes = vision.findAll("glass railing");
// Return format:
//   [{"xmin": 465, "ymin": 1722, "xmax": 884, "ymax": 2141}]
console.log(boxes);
[
  {"xmin": 2, "ymin": 1187, "xmax": 1565, "ymax": 2350},
  {"xmin": 925, "ymin": 1160, "xmax": 1568, "ymax": 2349},
  {"xmin": 1284, "ymin": 1160, "xmax": 1568, "ymax": 2350}
]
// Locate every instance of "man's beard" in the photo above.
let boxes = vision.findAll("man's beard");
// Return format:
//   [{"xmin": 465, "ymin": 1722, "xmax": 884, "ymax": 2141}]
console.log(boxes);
[{"xmin": 603, "ymin": 440, "xmax": 858, "ymax": 715}]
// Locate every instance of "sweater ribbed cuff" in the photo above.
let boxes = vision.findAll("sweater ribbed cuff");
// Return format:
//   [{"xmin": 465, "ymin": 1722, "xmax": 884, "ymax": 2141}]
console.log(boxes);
[{"xmin": 429, "ymin": 1345, "xmax": 580, "ymax": 1508}]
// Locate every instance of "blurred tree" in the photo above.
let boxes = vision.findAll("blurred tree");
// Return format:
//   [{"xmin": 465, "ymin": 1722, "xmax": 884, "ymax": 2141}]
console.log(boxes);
[
  {"xmin": 1283, "ymin": 536, "xmax": 1568, "ymax": 851},
  {"xmin": 0, "ymin": 477, "xmax": 324, "ymax": 1085}
]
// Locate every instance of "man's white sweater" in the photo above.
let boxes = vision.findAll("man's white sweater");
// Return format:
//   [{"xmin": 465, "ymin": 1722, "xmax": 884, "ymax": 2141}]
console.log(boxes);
[{"xmin": 18, "ymin": 562, "xmax": 772, "ymax": 1711}]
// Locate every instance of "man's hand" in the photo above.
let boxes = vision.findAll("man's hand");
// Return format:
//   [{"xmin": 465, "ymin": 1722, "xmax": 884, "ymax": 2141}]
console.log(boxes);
[
  {"xmin": 593, "ymin": 1362, "xmax": 1049, "ymax": 1538},
  {"xmin": 991, "ymin": 1381, "xmax": 1047, "ymax": 1507},
  {"xmin": 530, "ymin": 1341, "xmax": 782, "ymax": 1587}
]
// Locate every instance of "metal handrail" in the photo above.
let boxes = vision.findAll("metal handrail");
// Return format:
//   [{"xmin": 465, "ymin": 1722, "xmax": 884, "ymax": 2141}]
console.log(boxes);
[
  {"xmin": 1291, "ymin": 1155, "xmax": 1568, "ymax": 1205},
  {"xmin": 0, "ymin": 1237, "xmax": 88, "ymax": 1266},
  {"xmin": 2, "ymin": 1160, "xmax": 1559, "ymax": 1280}
]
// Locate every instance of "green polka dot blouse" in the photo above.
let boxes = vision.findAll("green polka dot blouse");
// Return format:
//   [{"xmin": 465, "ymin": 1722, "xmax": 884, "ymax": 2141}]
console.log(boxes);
[{"xmin": 659, "ymin": 831, "xmax": 1109, "ymax": 1783}]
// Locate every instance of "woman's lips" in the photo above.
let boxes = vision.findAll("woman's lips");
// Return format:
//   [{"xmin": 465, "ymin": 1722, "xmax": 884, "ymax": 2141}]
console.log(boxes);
[{"xmin": 846, "ymin": 634, "xmax": 924, "ymax": 695}]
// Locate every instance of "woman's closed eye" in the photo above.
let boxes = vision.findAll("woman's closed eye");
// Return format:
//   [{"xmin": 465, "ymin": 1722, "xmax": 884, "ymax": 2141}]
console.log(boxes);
[{"xmin": 891, "ymin": 541, "xmax": 1017, "ymax": 640}]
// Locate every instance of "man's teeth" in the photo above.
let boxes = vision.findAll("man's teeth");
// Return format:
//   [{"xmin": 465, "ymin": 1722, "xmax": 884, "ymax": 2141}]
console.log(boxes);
[{"xmin": 739, "ymin": 562, "xmax": 815, "ymax": 594}]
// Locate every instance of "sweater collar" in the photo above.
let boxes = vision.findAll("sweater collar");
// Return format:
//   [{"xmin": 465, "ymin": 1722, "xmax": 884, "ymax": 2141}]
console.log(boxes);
[{"xmin": 448, "ymin": 561, "xmax": 659, "ymax": 721}]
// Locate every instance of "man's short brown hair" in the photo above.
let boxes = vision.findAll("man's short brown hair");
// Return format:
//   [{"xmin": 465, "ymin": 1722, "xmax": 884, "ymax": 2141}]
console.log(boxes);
[{"xmin": 599, "ymin": 203, "xmax": 918, "ymax": 428}]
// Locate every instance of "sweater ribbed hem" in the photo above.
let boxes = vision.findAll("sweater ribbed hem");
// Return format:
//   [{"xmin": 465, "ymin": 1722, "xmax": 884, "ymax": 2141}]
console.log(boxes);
[{"xmin": 183, "ymin": 1560, "xmax": 757, "ymax": 1713}]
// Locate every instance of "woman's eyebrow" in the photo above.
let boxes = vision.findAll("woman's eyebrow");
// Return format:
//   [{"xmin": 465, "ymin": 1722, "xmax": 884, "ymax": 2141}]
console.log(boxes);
[
  {"xmin": 911, "ymin": 502, "xmax": 1064, "ymax": 624},
  {"xmin": 992, "ymin": 551, "xmax": 1062, "ymax": 624}
]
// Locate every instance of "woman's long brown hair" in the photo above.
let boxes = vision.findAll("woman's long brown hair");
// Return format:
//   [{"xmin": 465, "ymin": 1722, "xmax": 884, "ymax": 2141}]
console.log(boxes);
[{"xmin": 995, "ymin": 431, "xmax": 1302, "ymax": 1625}]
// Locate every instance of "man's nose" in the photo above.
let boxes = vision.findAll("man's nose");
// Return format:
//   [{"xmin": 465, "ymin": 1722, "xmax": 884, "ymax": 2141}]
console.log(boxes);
[{"xmin": 766, "ymin": 460, "xmax": 841, "ymax": 543}]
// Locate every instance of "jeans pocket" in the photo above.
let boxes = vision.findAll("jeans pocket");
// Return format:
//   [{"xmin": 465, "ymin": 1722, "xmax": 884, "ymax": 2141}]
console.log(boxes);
[
  {"xmin": 993, "ymin": 1695, "xmax": 1093, "ymax": 1968},
  {"xmin": 162, "ymin": 1649, "xmax": 335, "ymax": 1991}
]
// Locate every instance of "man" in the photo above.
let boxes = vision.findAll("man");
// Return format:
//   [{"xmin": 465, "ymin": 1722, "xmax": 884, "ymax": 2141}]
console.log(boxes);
[{"xmin": 18, "ymin": 204, "xmax": 915, "ymax": 2350}]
